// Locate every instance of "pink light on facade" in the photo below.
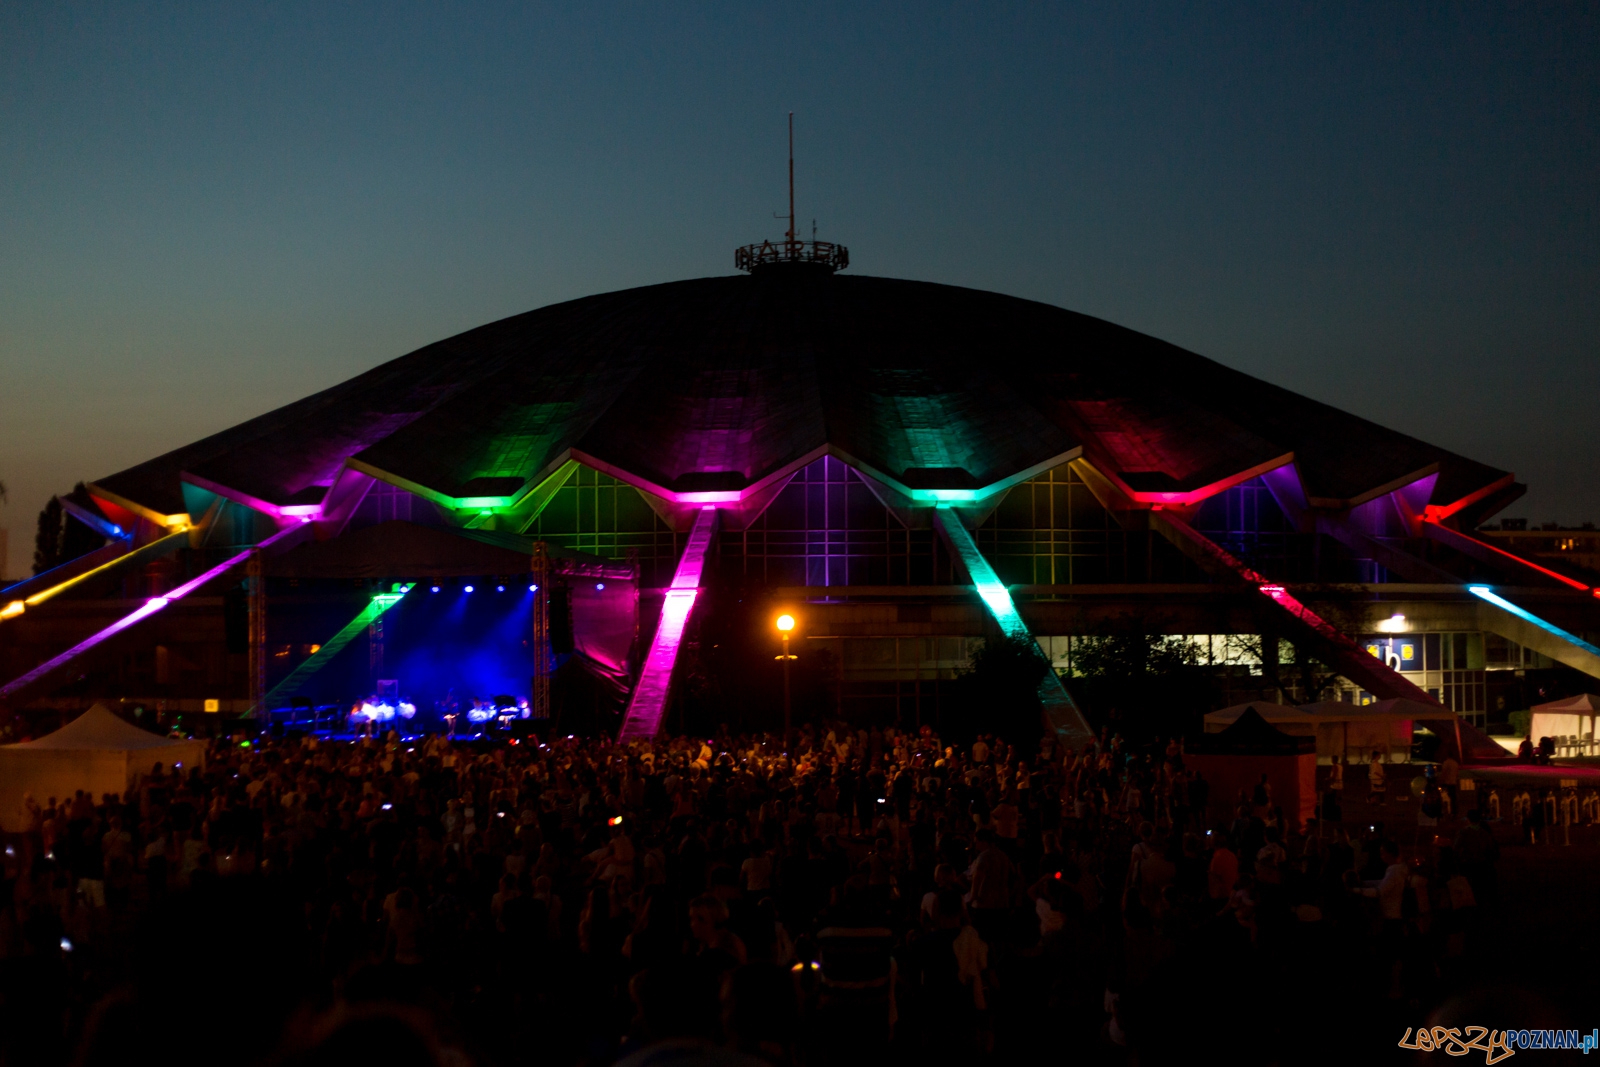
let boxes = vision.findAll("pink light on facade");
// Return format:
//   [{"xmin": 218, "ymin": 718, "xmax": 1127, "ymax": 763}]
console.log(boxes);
[
  {"xmin": 618, "ymin": 589, "xmax": 699, "ymax": 741},
  {"xmin": 1422, "ymin": 473, "xmax": 1516, "ymax": 524},
  {"xmin": 1107, "ymin": 456, "xmax": 1295, "ymax": 507},
  {"xmin": 617, "ymin": 507, "xmax": 719, "ymax": 742},
  {"xmin": 668, "ymin": 491, "xmax": 745, "ymax": 505}
]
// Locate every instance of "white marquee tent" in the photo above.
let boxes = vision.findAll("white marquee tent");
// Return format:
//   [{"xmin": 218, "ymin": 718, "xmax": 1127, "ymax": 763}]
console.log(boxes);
[
  {"xmin": 0, "ymin": 704, "xmax": 206, "ymax": 832},
  {"xmin": 1297, "ymin": 697, "xmax": 1459, "ymax": 763},
  {"xmin": 1529, "ymin": 693, "xmax": 1600, "ymax": 752}
]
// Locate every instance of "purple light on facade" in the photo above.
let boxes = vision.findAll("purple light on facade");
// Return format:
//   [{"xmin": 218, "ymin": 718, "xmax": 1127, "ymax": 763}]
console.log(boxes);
[
  {"xmin": 180, "ymin": 471, "xmax": 322, "ymax": 527},
  {"xmin": 619, "ymin": 589, "xmax": 699, "ymax": 740},
  {"xmin": 617, "ymin": 506, "xmax": 719, "ymax": 742}
]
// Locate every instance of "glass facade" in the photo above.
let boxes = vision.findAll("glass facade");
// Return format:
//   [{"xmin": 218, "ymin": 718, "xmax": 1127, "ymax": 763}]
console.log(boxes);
[
  {"xmin": 525, "ymin": 466, "xmax": 683, "ymax": 586},
  {"xmin": 718, "ymin": 456, "xmax": 954, "ymax": 587},
  {"xmin": 335, "ymin": 458, "xmax": 1570, "ymax": 730},
  {"xmin": 975, "ymin": 464, "xmax": 1198, "ymax": 585}
]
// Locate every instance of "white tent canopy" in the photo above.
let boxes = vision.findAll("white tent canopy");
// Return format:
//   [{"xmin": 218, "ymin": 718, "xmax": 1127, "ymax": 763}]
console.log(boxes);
[
  {"xmin": 1287, "ymin": 698, "xmax": 1459, "ymax": 763},
  {"xmin": 0, "ymin": 704, "xmax": 206, "ymax": 831},
  {"xmin": 1529, "ymin": 693, "xmax": 1600, "ymax": 750}
]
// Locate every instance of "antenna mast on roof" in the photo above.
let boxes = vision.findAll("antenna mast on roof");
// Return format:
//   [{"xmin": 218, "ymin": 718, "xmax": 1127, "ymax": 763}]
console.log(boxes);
[
  {"xmin": 787, "ymin": 112, "xmax": 796, "ymax": 246},
  {"xmin": 735, "ymin": 113, "xmax": 848, "ymax": 274}
]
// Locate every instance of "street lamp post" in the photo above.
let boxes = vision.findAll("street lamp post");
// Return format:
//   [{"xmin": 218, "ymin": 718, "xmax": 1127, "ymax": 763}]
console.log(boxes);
[{"xmin": 775, "ymin": 613, "xmax": 797, "ymax": 741}]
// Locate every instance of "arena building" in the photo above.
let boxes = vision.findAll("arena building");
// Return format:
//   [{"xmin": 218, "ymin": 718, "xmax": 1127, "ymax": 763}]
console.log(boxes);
[{"xmin": 3, "ymin": 239, "xmax": 1597, "ymax": 755}]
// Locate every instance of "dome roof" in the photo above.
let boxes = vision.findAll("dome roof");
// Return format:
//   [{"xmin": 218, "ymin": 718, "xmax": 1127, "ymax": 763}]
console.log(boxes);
[{"xmin": 95, "ymin": 272, "xmax": 1511, "ymax": 521}]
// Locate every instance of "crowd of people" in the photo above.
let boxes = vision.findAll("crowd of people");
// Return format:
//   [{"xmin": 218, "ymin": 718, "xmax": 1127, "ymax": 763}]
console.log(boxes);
[{"xmin": 0, "ymin": 719, "xmax": 1511, "ymax": 1066}]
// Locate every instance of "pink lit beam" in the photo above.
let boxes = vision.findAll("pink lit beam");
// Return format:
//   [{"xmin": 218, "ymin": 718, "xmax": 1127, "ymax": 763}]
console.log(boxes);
[
  {"xmin": 1422, "ymin": 473, "xmax": 1517, "ymax": 524},
  {"xmin": 1161, "ymin": 515, "xmax": 1504, "ymax": 758},
  {"xmin": 1422, "ymin": 520, "xmax": 1591, "ymax": 593},
  {"xmin": 617, "ymin": 507, "xmax": 719, "ymax": 742},
  {"xmin": 572, "ymin": 446, "xmax": 824, "ymax": 507},
  {"xmin": 1253, "ymin": 577, "xmax": 1510, "ymax": 762},
  {"xmin": 1116, "ymin": 455, "xmax": 1296, "ymax": 508},
  {"xmin": 0, "ymin": 523, "xmax": 309, "ymax": 708},
  {"xmin": 571, "ymin": 445, "xmax": 1084, "ymax": 507},
  {"xmin": 1154, "ymin": 513, "xmax": 1441, "ymax": 705},
  {"xmin": 1153, "ymin": 514, "xmax": 1522, "ymax": 760}
]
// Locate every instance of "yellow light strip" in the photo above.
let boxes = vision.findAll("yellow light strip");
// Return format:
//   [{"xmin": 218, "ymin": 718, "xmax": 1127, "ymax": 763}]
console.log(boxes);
[
  {"xmin": 83, "ymin": 482, "xmax": 190, "ymax": 530},
  {"xmin": 0, "ymin": 530, "xmax": 191, "ymax": 623}
]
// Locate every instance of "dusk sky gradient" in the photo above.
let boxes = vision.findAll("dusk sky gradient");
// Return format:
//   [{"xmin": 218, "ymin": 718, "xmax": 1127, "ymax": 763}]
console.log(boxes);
[{"xmin": 2, "ymin": 2, "xmax": 1596, "ymax": 578}]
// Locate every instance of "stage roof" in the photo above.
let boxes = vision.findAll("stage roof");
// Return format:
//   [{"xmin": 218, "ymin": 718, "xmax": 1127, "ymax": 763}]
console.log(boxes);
[
  {"xmin": 265, "ymin": 521, "xmax": 625, "ymax": 579},
  {"xmin": 95, "ymin": 272, "xmax": 1513, "ymax": 521}
]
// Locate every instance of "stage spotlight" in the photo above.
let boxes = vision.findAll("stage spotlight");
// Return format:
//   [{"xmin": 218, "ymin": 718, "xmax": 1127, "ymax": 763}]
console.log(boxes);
[
  {"xmin": 596, "ymin": 582, "xmax": 606, "ymax": 591},
  {"xmin": 464, "ymin": 585, "xmax": 475, "ymax": 593},
  {"xmin": 528, "ymin": 584, "xmax": 538, "ymax": 593},
  {"xmin": 431, "ymin": 586, "xmax": 441, "ymax": 594},
  {"xmin": 497, "ymin": 585, "xmax": 506, "ymax": 592}
]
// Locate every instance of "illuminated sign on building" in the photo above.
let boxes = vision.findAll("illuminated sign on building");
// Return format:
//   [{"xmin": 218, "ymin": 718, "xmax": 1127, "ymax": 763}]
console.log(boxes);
[{"xmin": 1365, "ymin": 636, "xmax": 1421, "ymax": 672}]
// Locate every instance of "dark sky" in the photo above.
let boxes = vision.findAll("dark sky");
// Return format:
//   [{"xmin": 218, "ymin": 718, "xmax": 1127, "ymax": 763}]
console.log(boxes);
[{"xmin": 2, "ymin": 2, "xmax": 1596, "ymax": 577}]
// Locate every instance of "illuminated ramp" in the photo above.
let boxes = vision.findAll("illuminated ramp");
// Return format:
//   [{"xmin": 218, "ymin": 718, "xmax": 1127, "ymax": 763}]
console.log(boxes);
[
  {"xmin": 265, "ymin": 585, "xmax": 413, "ymax": 706},
  {"xmin": 617, "ymin": 507, "xmax": 718, "ymax": 742},
  {"xmin": 1152, "ymin": 513, "xmax": 1511, "ymax": 763},
  {"xmin": 1467, "ymin": 586, "xmax": 1600, "ymax": 681},
  {"xmin": 931, "ymin": 507, "xmax": 1095, "ymax": 748}
]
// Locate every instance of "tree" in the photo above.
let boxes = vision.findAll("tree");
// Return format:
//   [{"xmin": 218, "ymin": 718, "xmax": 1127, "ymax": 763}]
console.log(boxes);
[
  {"xmin": 1223, "ymin": 598, "xmax": 1366, "ymax": 702},
  {"xmin": 947, "ymin": 634, "xmax": 1051, "ymax": 750},
  {"xmin": 1222, "ymin": 632, "xmax": 1342, "ymax": 704},
  {"xmin": 32, "ymin": 484, "xmax": 103, "ymax": 575},
  {"xmin": 32, "ymin": 497, "xmax": 64, "ymax": 574},
  {"xmin": 1068, "ymin": 622, "xmax": 1220, "ymax": 741}
]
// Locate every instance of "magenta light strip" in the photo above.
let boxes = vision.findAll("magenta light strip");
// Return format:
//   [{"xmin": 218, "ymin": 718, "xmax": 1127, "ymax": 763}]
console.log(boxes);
[
  {"xmin": 1122, "ymin": 456, "xmax": 1296, "ymax": 507},
  {"xmin": 181, "ymin": 471, "xmax": 323, "ymax": 526},
  {"xmin": 0, "ymin": 524, "xmax": 306, "ymax": 704},
  {"xmin": 617, "ymin": 506, "xmax": 718, "ymax": 742}
]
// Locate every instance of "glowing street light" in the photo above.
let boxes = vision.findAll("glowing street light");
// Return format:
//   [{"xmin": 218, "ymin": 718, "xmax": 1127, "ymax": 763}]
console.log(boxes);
[{"xmin": 775, "ymin": 613, "xmax": 798, "ymax": 740}]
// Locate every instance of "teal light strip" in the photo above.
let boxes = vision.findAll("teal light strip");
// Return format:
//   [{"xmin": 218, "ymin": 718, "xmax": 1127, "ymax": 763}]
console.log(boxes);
[
  {"xmin": 910, "ymin": 488, "xmax": 983, "ymax": 503},
  {"xmin": 933, "ymin": 507, "xmax": 1029, "ymax": 638},
  {"xmin": 1468, "ymin": 586, "xmax": 1600, "ymax": 657},
  {"xmin": 931, "ymin": 507, "xmax": 1094, "ymax": 745}
]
